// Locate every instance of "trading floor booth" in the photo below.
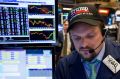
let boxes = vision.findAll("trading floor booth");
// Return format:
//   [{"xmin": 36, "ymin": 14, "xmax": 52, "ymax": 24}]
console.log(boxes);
[{"xmin": 0, "ymin": 0, "xmax": 57, "ymax": 79}]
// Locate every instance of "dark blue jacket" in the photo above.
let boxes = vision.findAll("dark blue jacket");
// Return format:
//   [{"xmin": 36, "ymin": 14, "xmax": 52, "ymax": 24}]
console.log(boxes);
[{"xmin": 55, "ymin": 39, "xmax": 120, "ymax": 79}]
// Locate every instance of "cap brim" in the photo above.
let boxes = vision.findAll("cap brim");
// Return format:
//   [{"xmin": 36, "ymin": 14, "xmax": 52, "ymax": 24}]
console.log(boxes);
[
  {"xmin": 70, "ymin": 18, "xmax": 102, "ymax": 26},
  {"xmin": 67, "ymin": 19, "xmax": 102, "ymax": 32}
]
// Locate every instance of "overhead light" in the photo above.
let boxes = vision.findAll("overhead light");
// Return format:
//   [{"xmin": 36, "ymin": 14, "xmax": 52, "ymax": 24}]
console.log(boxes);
[
  {"xmin": 98, "ymin": 9, "xmax": 109, "ymax": 14},
  {"xmin": 63, "ymin": 7, "xmax": 72, "ymax": 10}
]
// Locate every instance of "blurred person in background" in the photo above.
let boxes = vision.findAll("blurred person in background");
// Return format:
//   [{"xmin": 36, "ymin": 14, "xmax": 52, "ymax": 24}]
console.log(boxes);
[
  {"xmin": 60, "ymin": 19, "xmax": 71, "ymax": 56},
  {"xmin": 55, "ymin": 19, "xmax": 71, "ymax": 64}
]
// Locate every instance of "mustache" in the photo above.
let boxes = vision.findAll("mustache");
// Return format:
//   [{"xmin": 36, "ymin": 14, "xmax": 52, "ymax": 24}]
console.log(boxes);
[{"xmin": 79, "ymin": 47, "xmax": 92, "ymax": 51}]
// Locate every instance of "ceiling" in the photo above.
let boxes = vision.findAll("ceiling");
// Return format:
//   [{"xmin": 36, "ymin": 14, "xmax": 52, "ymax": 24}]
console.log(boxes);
[
  {"xmin": 58, "ymin": 0, "xmax": 118, "ymax": 9},
  {"xmin": 58, "ymin": 0, "xmax": 110, "ymax": 4}
]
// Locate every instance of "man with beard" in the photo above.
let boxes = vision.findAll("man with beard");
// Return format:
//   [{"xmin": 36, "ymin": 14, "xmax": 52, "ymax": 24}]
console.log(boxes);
[{"xmin": 55, "ymin": 4, "xmax": 120, "ymax": 79}]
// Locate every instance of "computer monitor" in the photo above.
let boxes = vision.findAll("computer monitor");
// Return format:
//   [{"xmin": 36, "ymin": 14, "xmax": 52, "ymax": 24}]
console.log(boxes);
[
  {"xmin": 0, "ymin": 46, "xmax": 54, "ymax": 79},
  {"xmin": 0, "ymin": 0, "xmax": 56, "ymax": 44}
]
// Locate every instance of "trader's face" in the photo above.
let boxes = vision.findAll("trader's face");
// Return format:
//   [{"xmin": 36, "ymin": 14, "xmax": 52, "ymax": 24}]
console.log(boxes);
[{"xmin": 70, "ymin": 22, "xmax": 104, "ymax": 61}]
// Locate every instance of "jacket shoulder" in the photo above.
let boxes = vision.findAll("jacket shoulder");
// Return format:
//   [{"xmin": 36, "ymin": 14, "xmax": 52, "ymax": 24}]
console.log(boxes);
[
  {"xmin": 111, "ymin": 41, "xmax": 120, "ymax": 52},
  {"xmin": 55, "ymin": 51, "xmax": 79, "ymax": 79},
  {"xmin": 107, "ymin": 40, "xmax": 120, "ymax": 60},
  {"xmin": 59, "ymin": 51, "xmax": 78, "ymax": 64}
]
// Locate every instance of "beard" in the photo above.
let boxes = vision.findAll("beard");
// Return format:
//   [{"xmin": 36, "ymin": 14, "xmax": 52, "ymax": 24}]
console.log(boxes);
[
  {"xmin": 80, "ymin": 51, "xmax": 97, "ymax": 61},
  {"xmin": 78, "ymin": 47, "xmax": 98, "ymax": 61}
]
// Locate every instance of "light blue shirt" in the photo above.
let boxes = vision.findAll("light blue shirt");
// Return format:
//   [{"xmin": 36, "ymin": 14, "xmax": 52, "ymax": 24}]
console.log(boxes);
[{"xmin": 82, "ymin": 42, "xmax": 105, "ymax": 78}]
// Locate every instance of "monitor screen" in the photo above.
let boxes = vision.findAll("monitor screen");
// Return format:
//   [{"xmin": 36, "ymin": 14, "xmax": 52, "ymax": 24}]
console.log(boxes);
[
  {"xmin": 0, "ymin": 47, "xmax": 54, "ymax": 79},
  {"xmin": 0, "ymin": 0, "xmax": 56, "ymax": 44}
]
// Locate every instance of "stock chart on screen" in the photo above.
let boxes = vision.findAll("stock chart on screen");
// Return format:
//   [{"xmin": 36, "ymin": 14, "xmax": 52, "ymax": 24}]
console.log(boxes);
[{"xmin": 0, "ymin": 0, "xmax": 56, "ymax": 44}]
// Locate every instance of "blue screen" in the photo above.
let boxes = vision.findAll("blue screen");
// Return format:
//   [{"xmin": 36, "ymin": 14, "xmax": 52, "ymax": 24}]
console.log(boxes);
[{"xmin": 0, "ymin": 47, "xmax": 53, "ymax": 79}]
